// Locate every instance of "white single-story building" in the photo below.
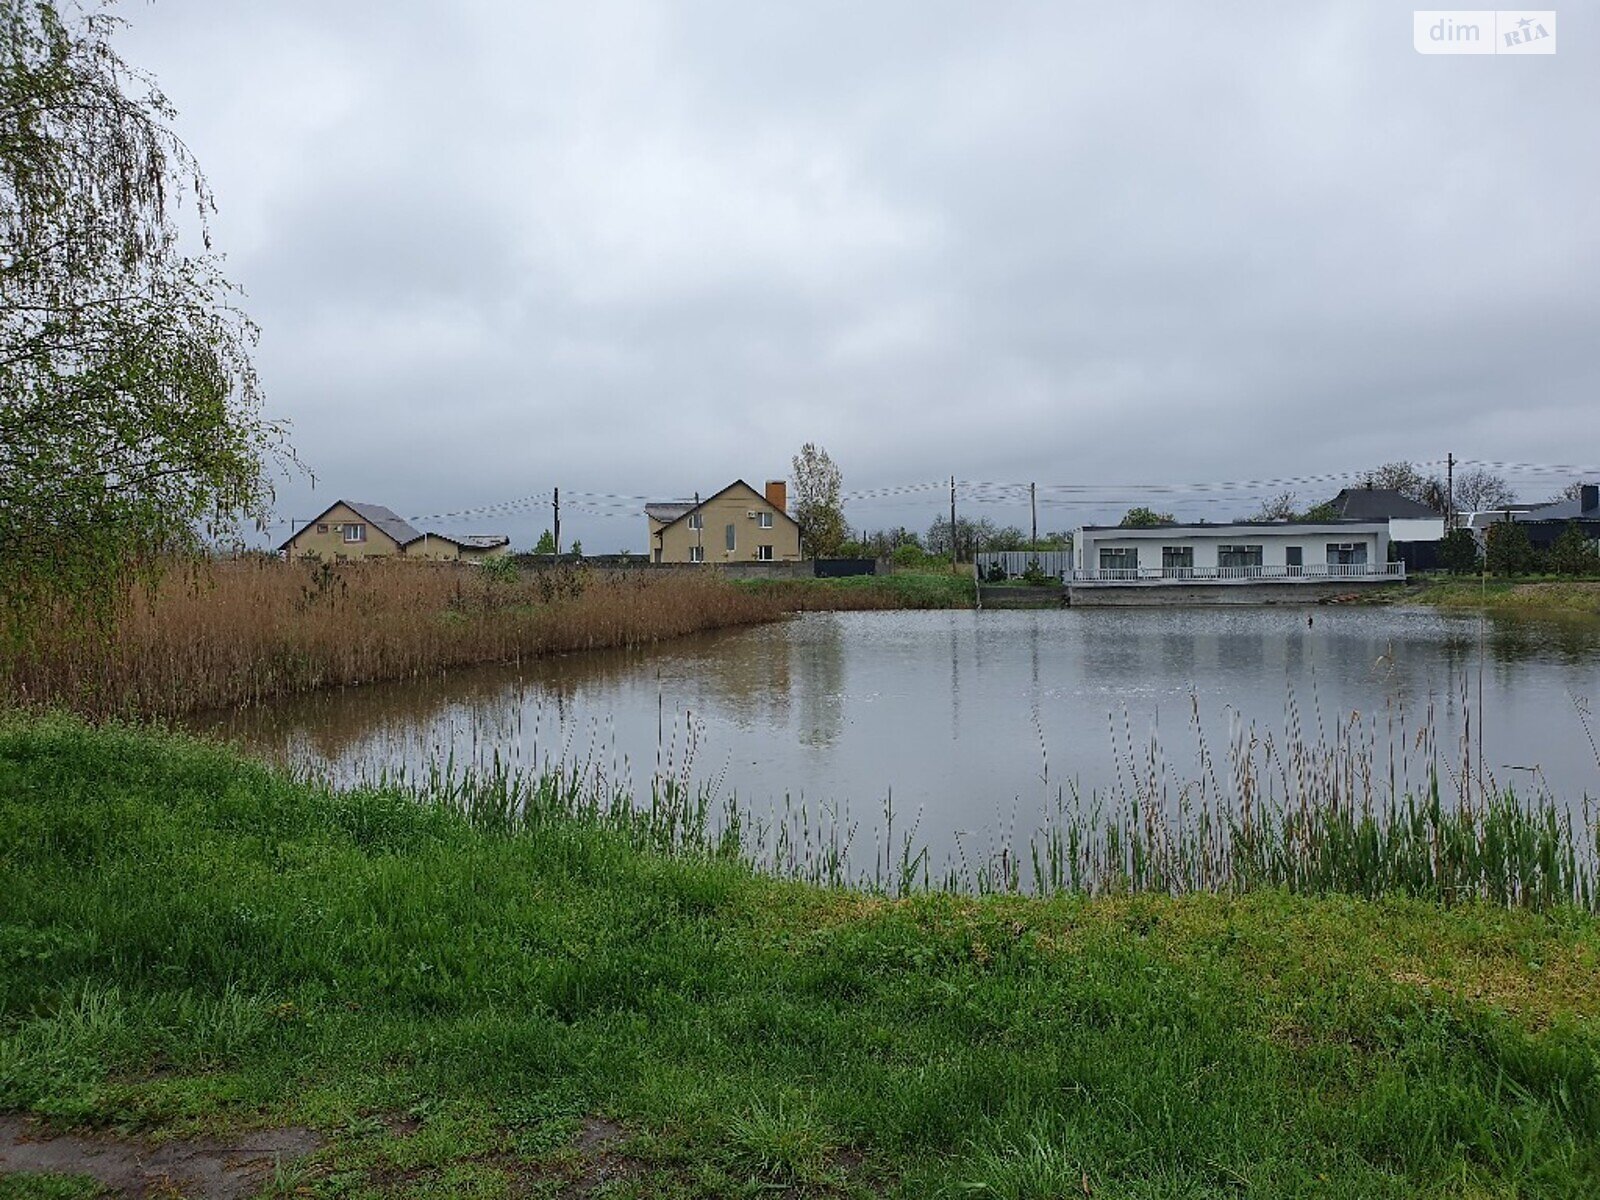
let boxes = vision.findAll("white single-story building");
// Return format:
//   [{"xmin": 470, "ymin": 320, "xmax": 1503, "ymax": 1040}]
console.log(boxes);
[{"xmin": 1072, "ymin": 519, "xmax": 1402, "ymax": 584}]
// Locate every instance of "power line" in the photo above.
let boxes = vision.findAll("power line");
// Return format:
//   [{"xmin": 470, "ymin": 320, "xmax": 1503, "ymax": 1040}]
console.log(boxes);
[{"xmin": 260, "ymin": 459, "xmax": 1600, "ymax": 531}]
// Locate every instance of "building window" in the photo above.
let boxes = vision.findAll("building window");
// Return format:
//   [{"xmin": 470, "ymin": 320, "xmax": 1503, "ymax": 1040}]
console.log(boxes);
[
  {"xmin": 1286, "ymin": 546, "xmax": 1303, "ymax": 570},
  {"xmin": 1326, "ymin": 542, "xmax": 1368, "ymax": 568},
  {"xmin": 689, "ymin": 545, "xmax": 704, "ymax": 563},
  {"xmin": 687, "ymin": 513, "xmax": 703, "ymax": 530},
  {"xmin": 343, "ymin": 524, "xmax": 366, "ymax": 544},
  {"xmin": 1161, "ymin": 546, "xmax": 1193, "ymax": 575},
  {"xmin": 316, "ymin": 523, "xmax": 329, "ymax": 533},
  {"xmin": 725, "ymin": 524, "xmax": 736, "ymax": 551},
  {"xmin": 757, "ymin": 544, "xmax": 773, "ymax": 561},
  {"xmin": 758, "ymin": 511, "xmax": 774, "ymax": 529},
  {"xmin": 1099, "ymin": 547, "xmax": 1138, "ymax": 571},
  {"xmin": 1218, "ymin": 544, "xmax": 1262, "ymax": 571}
]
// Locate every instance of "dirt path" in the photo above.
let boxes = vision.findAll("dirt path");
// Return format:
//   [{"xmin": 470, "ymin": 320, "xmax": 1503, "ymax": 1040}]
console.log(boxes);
[{"xmin": 0, "ymin": 1115, "xmax": 319, "ymax": 1198}]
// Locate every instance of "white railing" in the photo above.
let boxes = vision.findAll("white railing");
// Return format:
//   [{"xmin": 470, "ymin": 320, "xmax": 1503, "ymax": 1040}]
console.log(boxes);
[{"xmin": 1070, "ymin": 563, "xmax": 1405, "ymax": 584}]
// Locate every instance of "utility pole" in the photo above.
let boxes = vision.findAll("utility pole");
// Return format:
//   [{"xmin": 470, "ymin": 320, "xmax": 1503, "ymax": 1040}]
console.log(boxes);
[
  {"xmin": 553, "ymin": 486, "xmax": 561, "ymax": 556},
  {"xmin": 1446, "ymin": 452, "xmax": 1455, "ymax": 528},
  {"xmin": 1030, "ymin": 481, "xmax": 1037, "ymax": 547},
  {"xmin": 694, "ymin": 491, "xmax": 702, "ymax": 563},
  {"xmin": 949, "ymin": 475, "xmax": 957, "ymax": 571}
]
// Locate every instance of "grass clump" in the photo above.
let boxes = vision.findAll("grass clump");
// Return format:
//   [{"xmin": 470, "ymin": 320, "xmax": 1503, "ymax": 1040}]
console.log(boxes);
[
  {"xmin": 3, "ymin": 715, "xmax": 1600, "ymax": 1196},
  {"xmin": 735, "ymin": 571, "xmax": 974, "ymax": 610},
  {"xmin": 1406, "ymin": 578, "xmax": 1600, "ymax": 615},
  {"xmin": 0, "ymin": 560, "xmax": 793, "ymax": 719}
]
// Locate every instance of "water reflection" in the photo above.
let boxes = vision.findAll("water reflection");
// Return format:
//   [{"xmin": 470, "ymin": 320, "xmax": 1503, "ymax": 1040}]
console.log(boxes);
[{"xmin": 191, "ymin": 606, "xmax": 1600, "ymax": 863}]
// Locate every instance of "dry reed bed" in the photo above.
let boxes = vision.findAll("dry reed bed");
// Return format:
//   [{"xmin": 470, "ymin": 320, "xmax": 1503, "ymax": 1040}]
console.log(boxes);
[{"xmin": 3, "ymin": 560, "xmax": 791, "ymax": 719}]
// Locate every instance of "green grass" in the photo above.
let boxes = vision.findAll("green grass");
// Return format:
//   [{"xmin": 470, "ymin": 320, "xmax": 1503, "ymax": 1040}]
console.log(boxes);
[
  {"xmin": 738, "ymin": 571, "xmax": 975, "ymax": 610},
  {"xmin": 3, "ymin": 717, "xmax": 1600, "ymax": 1197},
  {"xmin": 1404, "ymin": 578, "xmax": 1600, "ymax": 615}
]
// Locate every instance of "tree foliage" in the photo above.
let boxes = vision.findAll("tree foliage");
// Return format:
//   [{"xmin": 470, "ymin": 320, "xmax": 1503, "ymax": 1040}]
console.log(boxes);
[
  {"xmin": 1484, "ymin": 519, "xmax": 1536, "ymax": 577},
  {"xmin": 791, "ymin": 443, "xmax": 846, "ymax": 558},
  {"xmin": 1, "ymin": 1, "xmax": 288, "ymax": 626},
  {"xmin": 1437, "ymin": 527, "xmax": 1481, "ymax": 575},
  {"xmin": 532, "ymin": 529, "xmax": 556, "ymax": 555},
  {"xmin": 1365, "ymin": 462, "xmax": 1446, "ymax": 513},
  {"xmin": 923, "ymin": 516, "xmax": 1039, "ymax": 559},
  {"xmin": 1119, "ymin": 507, "xmax": 1174, "ymax": 528},
  {"xmin": 1548, "ymin": 522, "xmax": 1599, "ymax": 577},
  {"xmin": 1250, "ymin": 492, "xmax": 1338, "ymax": 522}
]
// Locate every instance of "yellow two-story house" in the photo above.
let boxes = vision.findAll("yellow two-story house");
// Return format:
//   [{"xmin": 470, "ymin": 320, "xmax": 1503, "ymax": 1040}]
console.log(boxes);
[{"xmin": 645, "ymin": 480, "xmax": 802, "ymax": 564}]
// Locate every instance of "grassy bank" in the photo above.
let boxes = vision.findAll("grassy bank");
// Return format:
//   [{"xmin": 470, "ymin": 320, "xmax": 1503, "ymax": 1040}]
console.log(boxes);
[
  {"xmin": 3, "ymin": 718, "xmax": 1600, "ymax": 1197},
  {"xmin": 1403, "ymin": 578, "xmax": 1600, "ymax": 616},
  {"xmin": 734, "ymin": 571, "xmax": 975, "ymax": 610},
  {"xmin": 0, "ymin": 561, "xmax": 792, "ymax": 720}
]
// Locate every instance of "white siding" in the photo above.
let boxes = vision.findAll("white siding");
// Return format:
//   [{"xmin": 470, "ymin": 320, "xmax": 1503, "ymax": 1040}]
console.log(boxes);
[{"xmin": 1075, "ymin": 524, "xmax": 1389, "ymax": 570}]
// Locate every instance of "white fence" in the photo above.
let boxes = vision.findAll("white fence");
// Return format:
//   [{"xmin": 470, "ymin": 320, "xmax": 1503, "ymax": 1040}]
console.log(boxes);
[
  {"xmin": 1069, "ymin": 563, "xmax": 1406, "ymax": 584},
  {"xmin": 975, "ymin": 551, "xmax": 1072, "ymax": 580}
]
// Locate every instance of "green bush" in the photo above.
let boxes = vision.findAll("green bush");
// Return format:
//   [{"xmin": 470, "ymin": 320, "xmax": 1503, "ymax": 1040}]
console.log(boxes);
[
  {"xmin": 1485, "ymin": 520, "xmax": 1537, "ymax": 577},
  {"xmin": 1549, "ymin": 522, "xmax": 1600, "ymax": 577},
  {"xmin": 893, "ymin": 544, "xmax": 947, "ymax": 570},
  {"xmin": 1438, "ymin": 528, "xmax": 1482, "ymax": 576}
]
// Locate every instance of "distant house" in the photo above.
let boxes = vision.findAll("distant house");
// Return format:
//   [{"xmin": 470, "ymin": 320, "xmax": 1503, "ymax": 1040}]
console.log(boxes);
[
  {"xmin": 1071, "ymin": 518, "xmax": 1403, "ymax": 588},
  {"xmin": 1325, "ymin": 486, "xmax": 1445, "ymax": 571},
  {"xmin": 1511, "ymin": 483, "xmax": 1600, "ymax": 551},
  {"xmin": 1326, "ymin": 487, "xmax": 1444, "ymax": 538},
  {"xmin": 645, "ymin": 479, "xmax": 801, "ymax": 564},
  {"xmin": 279, "ymin": 501, "xmax": 510, "ymax": 562}
]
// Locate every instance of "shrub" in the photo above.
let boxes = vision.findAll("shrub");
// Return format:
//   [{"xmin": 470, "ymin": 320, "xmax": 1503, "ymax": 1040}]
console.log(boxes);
[
  {"xmin": 1485, "ymin": 520, "xmax": 1536, "ymax": 577},
  {"xmin": 1021, "ymin": 557, "xmax": 1054, "ymax": 586},
  {"xmin": 1438, "ymin": 528, "xmax": 1482, "ymax": 575},
  {"xmin": 1549, "ymin": 522, "xmax": 1600, "ymax": 577}
]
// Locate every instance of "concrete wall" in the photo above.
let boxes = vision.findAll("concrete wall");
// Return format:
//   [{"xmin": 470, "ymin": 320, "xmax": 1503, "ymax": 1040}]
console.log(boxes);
[
  {"xmin": 717, "ymin": 560, "xmax": 815, "ymax": 580},
  {"xmin": 652, "ymin": 481, "xmax": 802, "ymax": 564},
  {"xmin": 1068, "ymin": 579, "xmax": 1402, "ymax": 606},
  {"xmin": 1075, "ymin": 524, "xmax": 1389, "ymax": 571},
  {"xmin": 283, "ymin": 503, "xmax": 405, "ymax": 559}
]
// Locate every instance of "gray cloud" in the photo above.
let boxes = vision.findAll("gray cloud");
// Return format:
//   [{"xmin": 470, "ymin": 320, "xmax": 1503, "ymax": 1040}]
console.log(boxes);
[{"xmin": 119, "ymin": 1, "xmax": 1599, "ymax": 547}]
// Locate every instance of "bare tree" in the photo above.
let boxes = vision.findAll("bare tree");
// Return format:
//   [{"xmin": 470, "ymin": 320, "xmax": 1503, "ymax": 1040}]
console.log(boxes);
[
  {"xmin": 1453, "ymin": 467, "xmax": 1517, "ymax": 512},
  {"xmin": 1251, "ymin": 491, "xmax": 1299, "ymax": 520},
  {"xmin": 1365, "ymin": 462, "xmax": 1446, "ymax": 512}
]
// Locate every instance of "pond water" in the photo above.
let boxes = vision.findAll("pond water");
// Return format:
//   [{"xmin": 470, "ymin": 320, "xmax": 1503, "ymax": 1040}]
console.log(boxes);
[{"xmin": 193, "ymin": 607, "xmax": 1600, "ymax": 873}]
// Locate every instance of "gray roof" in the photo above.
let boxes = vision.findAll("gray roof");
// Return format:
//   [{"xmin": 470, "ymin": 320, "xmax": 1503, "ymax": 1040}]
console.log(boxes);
[
  {"xmin": 343, "ymin": 501, "xmax": 424, "ymax": 546},
  {"xmin": 1327, "ymin": 488, "xmax": 1441, "ymax": 521},
  {"xmin": 430, "ymin": 533, "xmax": 510, "ymax": 549},
  {"xmin": 1519, "ymin": 494, "xmax": 1599, "ymax": 522},
  {"xmin": 279, "ymin": 499, "xmax": 424, "ymax": 550},
  {"xmin": 1079, "ymin": 518, "xmax": 1384, "ymax": 533},
  {"xmin": 645, "ymin": 502, "xmax": 697, "ymax": 523}
]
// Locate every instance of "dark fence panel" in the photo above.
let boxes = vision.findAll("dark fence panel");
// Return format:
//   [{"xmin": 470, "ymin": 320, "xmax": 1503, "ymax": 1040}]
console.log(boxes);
[
  {"xmin": 1392, "ymin": 541, "xmax": 1442, "ymax": 572},
  {"xmin": 814, "ymin": 558, "xmax": 878, "ymax": 578}
]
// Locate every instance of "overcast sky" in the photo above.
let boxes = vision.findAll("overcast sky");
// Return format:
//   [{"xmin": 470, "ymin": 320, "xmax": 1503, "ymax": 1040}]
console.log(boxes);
[{"xmin": 118, "ymin": 2, "xmax": 1597, "ymax": 550}]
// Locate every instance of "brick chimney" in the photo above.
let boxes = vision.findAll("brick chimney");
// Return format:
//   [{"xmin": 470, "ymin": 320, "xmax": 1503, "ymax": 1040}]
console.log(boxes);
[{"xmin": 765, "ymin": 479, "xmax": 787, "ymax": 513}]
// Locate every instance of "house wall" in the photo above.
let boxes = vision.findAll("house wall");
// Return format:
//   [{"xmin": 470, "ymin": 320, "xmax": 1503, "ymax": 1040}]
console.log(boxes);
[
  {"xmin": 653, "ymin": 483, "xmax": 802, "ymax": 564},
  {"xmin": 1075, "ymin": 526, "xmax": 1388, "ymax": 571},
  {"xmin": 283, "ymin": 503, "xmax": 404, "ymax": 559},
  {"xmin": 408, "ymin": 535, "xmax": 509, "ymax": 562},
  {"xmin": 1389, "ymin": 518, "xmax": 1445, "ymax": 543}
]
